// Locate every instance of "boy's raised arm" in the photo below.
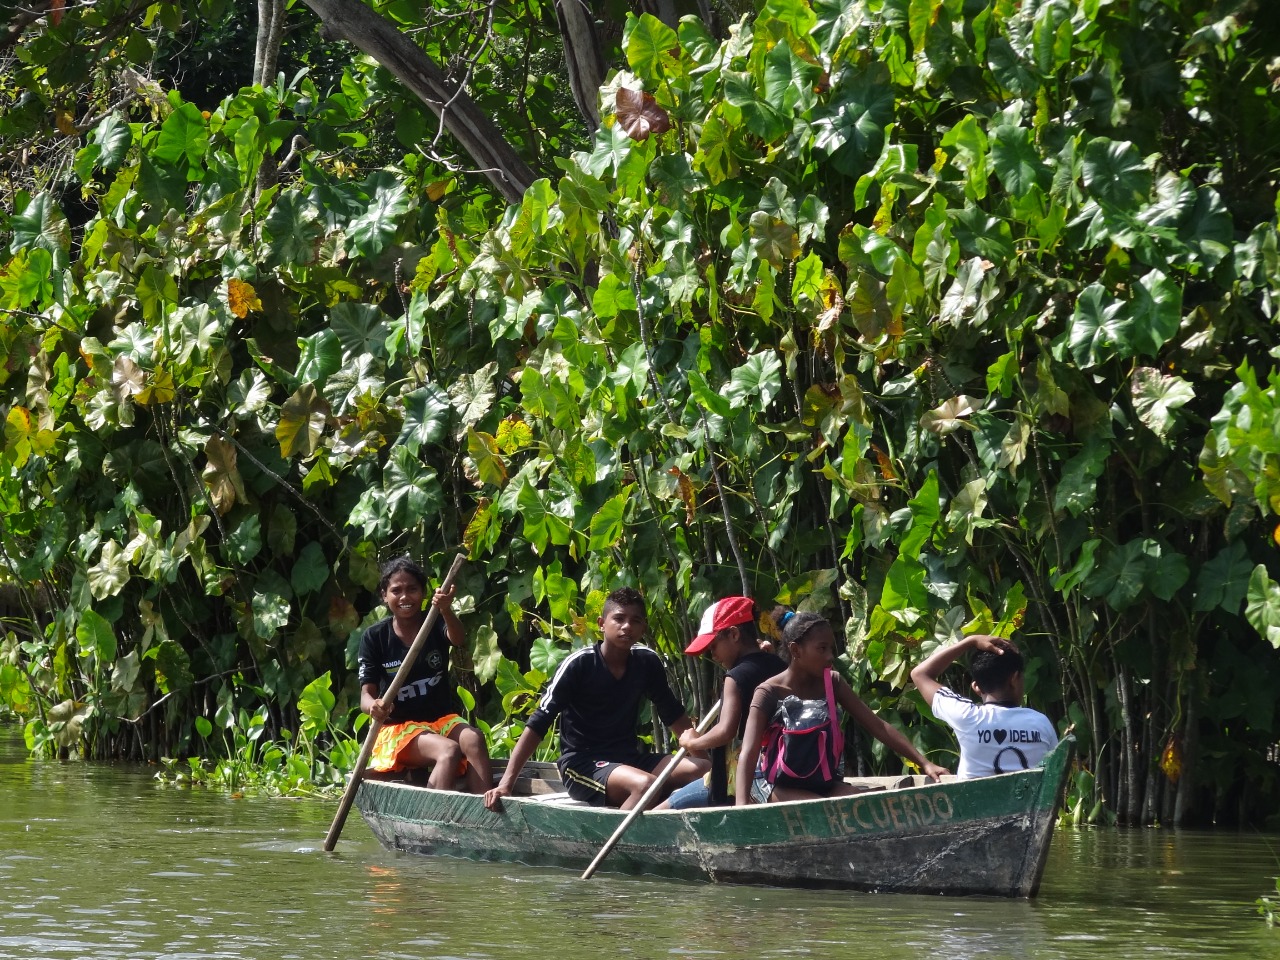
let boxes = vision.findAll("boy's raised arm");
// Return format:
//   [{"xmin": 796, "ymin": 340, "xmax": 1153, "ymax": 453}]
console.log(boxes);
[{"xmin": 910, "ymin": 635, "xmax": 1014, "ymax": 706}]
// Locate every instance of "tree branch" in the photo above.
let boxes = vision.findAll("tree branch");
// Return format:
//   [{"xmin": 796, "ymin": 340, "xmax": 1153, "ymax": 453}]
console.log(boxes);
[{"xmin": 298, "ymin": 0, "xmax": 538, "ymax": 203}]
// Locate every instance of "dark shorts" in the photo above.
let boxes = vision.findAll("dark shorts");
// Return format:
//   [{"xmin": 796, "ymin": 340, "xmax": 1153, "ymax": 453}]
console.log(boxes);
[{"xmin": 559, "ymin": 753, "xmax": 666, "ymax": 805}]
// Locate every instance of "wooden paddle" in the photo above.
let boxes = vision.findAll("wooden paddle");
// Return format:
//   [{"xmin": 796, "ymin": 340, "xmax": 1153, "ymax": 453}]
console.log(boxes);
[
  {"xmin": 323, "ymin": 552, "xmax": 468, "ymax": 852},
  {"xmin": 580, "ymin": 698, "xmax": 722, "ymax": 880}
]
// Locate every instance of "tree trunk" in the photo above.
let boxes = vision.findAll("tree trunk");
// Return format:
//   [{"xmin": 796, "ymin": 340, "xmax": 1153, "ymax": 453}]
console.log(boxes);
[
  {"xmin": 253, "ymin": 0, "xmax": 287, "ymax": 87},
  {"xmin": 1117, "ymin": 665, "xmax": 1142, "ymax": 824},
  {"xmin": 299, "ymin": 0, "xmax": 539, "ymax": 203},
  {"xmin": 1173, "ymin": 693, "xmax": 1197, "ymax": 825},
  {"xmin": 556, "ymin": 0, "xmax": 606, "ymax": 130}
]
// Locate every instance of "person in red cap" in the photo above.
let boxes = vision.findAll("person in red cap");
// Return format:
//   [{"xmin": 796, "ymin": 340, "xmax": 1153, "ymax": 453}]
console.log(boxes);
[{"xmin": 658, "ymin": 596, "xmax": 785, "ymax": 810}]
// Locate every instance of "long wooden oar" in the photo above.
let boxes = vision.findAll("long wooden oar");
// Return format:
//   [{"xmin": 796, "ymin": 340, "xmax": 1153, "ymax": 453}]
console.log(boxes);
[
  {"xmin": 580, "ymin": 698, "xmax": 722, "ymax": 880},
  {"xmin": 323, "ymin": 553, "xmax": 467, "ymax": 852}
]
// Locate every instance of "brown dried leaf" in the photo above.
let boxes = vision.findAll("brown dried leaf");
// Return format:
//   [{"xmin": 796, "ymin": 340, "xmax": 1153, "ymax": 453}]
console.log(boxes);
[
  {"xmin": 669, "ymin": 466, "xmax": 696, "ymax": 524},
  {"xmin": 615, "ymin": 87, "xmax": 670, "ymax": 141}
]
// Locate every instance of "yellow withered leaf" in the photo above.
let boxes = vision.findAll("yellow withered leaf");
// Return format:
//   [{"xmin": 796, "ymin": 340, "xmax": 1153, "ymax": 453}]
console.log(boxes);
[{"xmin": 227, "ymin": 278, "xmax": 262, "ymax": 318}]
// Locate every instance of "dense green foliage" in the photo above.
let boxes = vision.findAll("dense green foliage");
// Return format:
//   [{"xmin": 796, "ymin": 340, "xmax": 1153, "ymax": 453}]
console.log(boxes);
[{"xmin": 2, "ymin": 0, "xmax": 1279, "ymax": 822}]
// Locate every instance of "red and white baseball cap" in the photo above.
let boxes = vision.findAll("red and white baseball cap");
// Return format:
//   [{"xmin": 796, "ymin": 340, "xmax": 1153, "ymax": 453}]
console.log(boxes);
[{"xmin": 685, "ymin": 596, "xmax": 756, "ymax": 656}]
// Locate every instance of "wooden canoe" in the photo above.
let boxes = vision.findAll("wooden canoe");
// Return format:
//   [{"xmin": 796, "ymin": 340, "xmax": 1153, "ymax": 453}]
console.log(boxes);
[{"xmin": 355, "ymin": 734, "xmax": 1075, "ymax": 897}]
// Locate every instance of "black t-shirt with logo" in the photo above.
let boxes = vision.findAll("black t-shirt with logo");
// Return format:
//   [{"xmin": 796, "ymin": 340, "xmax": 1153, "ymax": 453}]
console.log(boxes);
[{"xmin": 356, "ymin": 617, "xmax": 456, "ymax": 723}]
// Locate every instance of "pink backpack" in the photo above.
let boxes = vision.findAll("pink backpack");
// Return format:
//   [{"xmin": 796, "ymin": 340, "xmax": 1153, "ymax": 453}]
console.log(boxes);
[{"xmin": 759, "ymin": 668, "xmax": 845, "ymax": 788}]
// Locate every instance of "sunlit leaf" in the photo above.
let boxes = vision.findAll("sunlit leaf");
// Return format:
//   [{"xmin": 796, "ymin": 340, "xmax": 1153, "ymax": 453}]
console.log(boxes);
[
  {"xmin": 615, "ymin": 87, "xmax": 670, "ymax": 140},
  {"xmin": 75, "ymin": 609, "xmax": 117, "ymax": 662},
  {"xmin": 1082, "ymin": 138, "xmax": 1151, "ymax": 207},
  {"xmin": 384, "ymin": 445, "xmax": 443, "ymax": 526},
  {"xmin": 1131, "ymin": 367, "xmax": 1194, "ymax": 440},
  {"xmin": 276, "ymin": 383, "xmax": 330, "ymax": 458},
  {"xmin": 467, "ymin": 428, "xmax": 508, "ymax": 487},
  {"xmin": 589, "ymin": 488, "xmax": 631, "ymax": 550},
  {"xmin": 724, "ymin": 351, "xmax": 784, "ymax": 411},
  {"xmin": 252, "ymin": 582, "xmax": 291, "ymax": 640},
  {"xmin": 347, "ymin": 171, "xmax": 411, "ymax": 258},
  {"xmin": 1245, "ymin": 565, "xmax": 1280, "ymax": 648},
  {"xmin": 87, "ymin": 540, "xmax": 130, "ymax": 600},
  {"xmin": 223, "ymin": 515, "xmax": 263, "ymax": 565},
  {"xmin": 921, "ymin": 395, "xmax": 978, "ymax": 435},
  {"xmin": 226, "ymin": 278, "xmax": 262, "ymax": 319}
]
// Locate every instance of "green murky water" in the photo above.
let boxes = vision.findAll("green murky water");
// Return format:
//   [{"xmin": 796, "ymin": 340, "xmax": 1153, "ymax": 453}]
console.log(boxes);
[{"xmin": 2, "ymin": 731, "xmax": 1278, "ymax": 959}]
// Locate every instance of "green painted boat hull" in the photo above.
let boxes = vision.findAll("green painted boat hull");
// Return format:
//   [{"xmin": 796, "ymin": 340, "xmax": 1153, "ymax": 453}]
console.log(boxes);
[{"xmin": 356, "ymin": 735, "xmax": 1074, "ymax": 897}]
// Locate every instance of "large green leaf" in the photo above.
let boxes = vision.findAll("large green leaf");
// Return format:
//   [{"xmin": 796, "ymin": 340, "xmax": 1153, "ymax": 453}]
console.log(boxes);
[
  {"xmin": 291, "ymin": 541, "xmax": 330, "ymax": 595},
  {"xmin": 10, "ymin": 193, "xmax": 70, "ymax": 271},
  {"xmin": 92, "ymin": 113, "xmax": 133, "ymax": 172},
  {"xmin": 1131, "ymin": 367, "xmax": 1194, "ymax": 440},
  {"xmin": 153, "ymin": 102, "xmax": 209, "ymax": 175},
  {"xmin": 297, "ymin": 671, "xmax": 336, "ymax": 739},
  {"xmin": 398, "ymin": 384, "xmax": 452, "ymax": 453},
  {"xmin": 252, "ymin": 582, "xmax": 292, "ymax": 640},
  {"xmin": 449, "ymin": 362, "xmax": 498, "ymax": 435},
  {"xmin": 347, "ymin": 171, "xmax": 411, "ymax": 257},
  {"xmin": 880, "ymin": 556, "xmax": 929, "ymax": 623},
  {"xmin": 1082, "ymin": 539, "xmax": 1149, "ymax": 611},
  {"xmin": 811, "ymin": 65, "xmax": 893, "ymax": 174},
  {"xmin": 1054, "ymin": 436, "xmax": 1109, "ymax": 517},
  {"xmin": 75, "ymin": 609, "xmax": 118, "ymax": 662},
  {"xmin": 224, "ymin": 515, "xmax": 263, "ymax": 565},
  {"xmin": 1126, "ymin": 269, "xmax": 1182, "ymax": 357},
  {"xmin": 623, "ymin": 13, "xmax": 680, "ymax": 81},
  {"xmin": 723, "ymin": 351, "xmax": 783, "ymax": 411},
  {"xmin": 384, "ymin": 445, "xmax": 443, "ymax": 527},
  {"xmin": 1245, "ymin": 565, "xmax": 1280, "ymax": 649},
  {"xmin": 472, "ymin": 624, "xmax": 503, "ymax": 685},
  {"xmin": 990, "ymin": 123, "xmax": 1048, "ymax": 197},
  {"xmin": 1193, "ymin": 541, "xmax": 1253, "ymax": 614},
  {"xmin": 295, "ymin": 329, "xmax": 342, "ymax": 387},
  {"xmin": 763, "ymin": 37, "xmax": 820, "ymax": 115},
  {"xmin": 899, "ymin": 471, "xmax": 939, "ymax": 560},
  {"xmin": 1082, "ymin": 138, "xmax": 1151, "ymax": 207},
  {"xmin": 264, "ymin": 190, "xmax": 323, "ymax": 267},
  {"xmin": 588, "ymin": 488, "xmax": 631, "ymax": 551},
  {"xmin": 330, "ymin": 302, "xmax": 388, "ymax": 360},
  {"xmin": 87, "ymin": 540, "xmax": 130, "ymax": 600},
  {"xmin": 1067, "ymin": 283, "xmax": 1125, "ymax": 369}
]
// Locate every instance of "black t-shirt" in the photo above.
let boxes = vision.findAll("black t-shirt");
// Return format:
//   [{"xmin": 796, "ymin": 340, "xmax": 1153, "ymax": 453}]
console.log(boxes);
[
  {"xmin": 726, "ymin": 651, "xmax": 788, "ymax": 738},
  {"xmin": 710, "ymin": 649, "xmax": 786, "ymax": 803},
  {"xmin": 526, "ymin": 642, "xmax": 686, "ymax": 765},
  {"xmin": 356, "ymin": 617, "xmax": 456, "ymax": 723}
]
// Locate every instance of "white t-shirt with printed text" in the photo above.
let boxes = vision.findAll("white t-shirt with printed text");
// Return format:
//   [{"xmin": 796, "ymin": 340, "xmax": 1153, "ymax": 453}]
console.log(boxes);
[{"xmin": 930, "ymin": 689, "xmax": 1058, "ymax": 779}]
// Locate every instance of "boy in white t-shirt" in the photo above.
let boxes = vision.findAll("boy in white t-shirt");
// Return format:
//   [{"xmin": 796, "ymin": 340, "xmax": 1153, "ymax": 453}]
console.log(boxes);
[{"xmin": 910, "ymin": 635, "xmax": 1058, "ymax": 779}]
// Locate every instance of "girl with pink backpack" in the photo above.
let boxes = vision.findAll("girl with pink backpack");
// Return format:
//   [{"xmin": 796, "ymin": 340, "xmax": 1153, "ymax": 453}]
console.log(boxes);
[{"xmin": 736, "ymin": 609, "xmax": 949, "ymax": 804}]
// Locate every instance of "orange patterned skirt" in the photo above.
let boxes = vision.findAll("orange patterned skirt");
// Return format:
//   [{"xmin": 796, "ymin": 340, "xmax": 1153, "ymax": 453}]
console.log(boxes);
[{"xmin": 368, "ymin": 714, "xmax": 468, "ymax": 774}]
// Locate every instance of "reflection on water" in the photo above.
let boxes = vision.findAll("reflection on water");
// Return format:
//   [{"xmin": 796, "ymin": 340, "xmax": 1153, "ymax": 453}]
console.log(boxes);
[{"xmin": 1, "ymin": 730, "xmax": 1279, "ymax": 960}]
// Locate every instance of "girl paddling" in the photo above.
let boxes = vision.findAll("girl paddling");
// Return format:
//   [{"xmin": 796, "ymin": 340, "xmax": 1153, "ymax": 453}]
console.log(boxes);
[{"xmin": 357, "ymin": 556, "xmax": 492, "ymax": 792}]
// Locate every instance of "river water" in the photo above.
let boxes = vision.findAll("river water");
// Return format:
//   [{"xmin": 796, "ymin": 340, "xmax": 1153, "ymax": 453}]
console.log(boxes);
[{"xmin": 2, "ymin": 732, "xmax": 1279, "ymax": 960}]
